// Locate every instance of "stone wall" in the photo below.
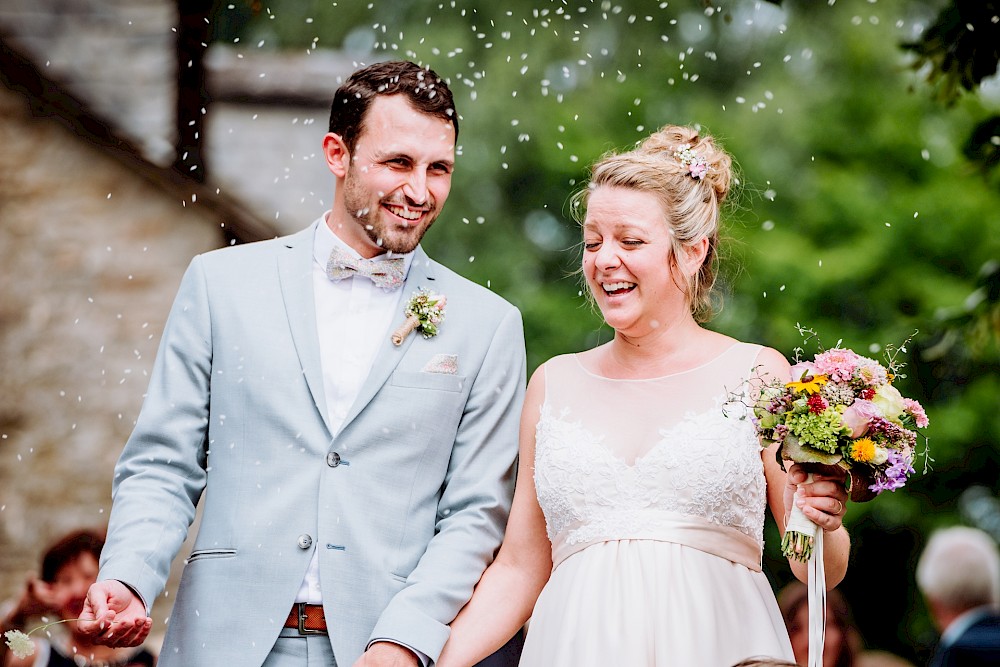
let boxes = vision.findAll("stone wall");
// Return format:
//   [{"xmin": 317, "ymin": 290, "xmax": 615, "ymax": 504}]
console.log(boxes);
[
  {"xmin": 0, "ymin": 0, "xmax": 177, "ymax": 164},
  {"xmin": 0, "ymin": 81, "xmax": 223, "ymax": 642}
]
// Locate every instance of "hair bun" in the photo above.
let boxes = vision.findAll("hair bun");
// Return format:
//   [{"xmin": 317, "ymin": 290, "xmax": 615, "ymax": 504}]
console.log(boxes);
[{"xmin": 637, "ymin": 125, "xmax": 732, "ymax": 204}]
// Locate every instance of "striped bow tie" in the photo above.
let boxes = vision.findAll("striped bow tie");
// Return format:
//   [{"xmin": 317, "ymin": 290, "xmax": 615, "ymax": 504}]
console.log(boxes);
[{"xmin": 326, "ymin": 246, "xmax": 405, "ymax": 290}]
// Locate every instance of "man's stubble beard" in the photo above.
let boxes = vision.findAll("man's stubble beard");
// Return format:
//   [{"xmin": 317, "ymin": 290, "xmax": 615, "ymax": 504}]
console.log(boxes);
[{"xmin": 342, "ymin": 169, "xmax": 438, "ymax": 255}]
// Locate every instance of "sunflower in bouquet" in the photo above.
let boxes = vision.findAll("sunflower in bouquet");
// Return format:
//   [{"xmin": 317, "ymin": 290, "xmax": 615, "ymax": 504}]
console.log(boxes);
[{"xmin": 754, "ymin": 347, "xmax": 929, "ymax": 562}]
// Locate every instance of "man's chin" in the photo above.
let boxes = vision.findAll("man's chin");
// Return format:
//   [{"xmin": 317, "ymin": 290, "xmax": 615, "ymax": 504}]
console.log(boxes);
[{"xmin": 374, "ymin": 227, "xmax": 430, "ymax": 255}]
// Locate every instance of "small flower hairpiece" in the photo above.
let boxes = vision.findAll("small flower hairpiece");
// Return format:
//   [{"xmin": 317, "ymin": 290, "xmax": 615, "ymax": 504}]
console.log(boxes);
[{"xmin": 672, "ymin": 144, "xmax": 709, "ymax": 180}]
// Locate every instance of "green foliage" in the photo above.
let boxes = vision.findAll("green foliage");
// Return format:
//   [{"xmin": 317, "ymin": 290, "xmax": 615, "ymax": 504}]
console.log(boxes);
[
  {"xmin": 215, "ymin": 1, "xmax": 1000, "ymax": 660},
  {"xmin": 902, "ymin": 0, "xmax": 1000, "ymax": 105}
]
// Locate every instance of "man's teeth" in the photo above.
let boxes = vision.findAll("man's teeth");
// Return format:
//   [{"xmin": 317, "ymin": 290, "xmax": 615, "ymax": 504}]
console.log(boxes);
[
  {"xmin": 602, "ymin": 282, "xmax": 635, "ymax": 292},
  {"xmin": 386, "ymin": 204, "xmax": 421, "ymax": 220}
]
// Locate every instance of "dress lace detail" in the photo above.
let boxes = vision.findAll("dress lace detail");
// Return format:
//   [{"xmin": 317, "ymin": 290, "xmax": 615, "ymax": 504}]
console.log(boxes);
[{"xmin": 534, "ymin": 395, "xmax": 766, "ymax": 552}]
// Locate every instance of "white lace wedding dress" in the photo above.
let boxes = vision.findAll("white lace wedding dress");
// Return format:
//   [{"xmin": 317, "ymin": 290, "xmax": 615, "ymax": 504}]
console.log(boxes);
[{"xmin": 519, "ymin": 343, "xmax": 794, "ymax": 666}]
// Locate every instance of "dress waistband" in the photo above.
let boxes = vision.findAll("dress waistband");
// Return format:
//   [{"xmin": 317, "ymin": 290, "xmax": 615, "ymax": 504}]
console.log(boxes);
[{"xmin": 552, "ymin": 512, "xmax": 763, "ymax": 572}]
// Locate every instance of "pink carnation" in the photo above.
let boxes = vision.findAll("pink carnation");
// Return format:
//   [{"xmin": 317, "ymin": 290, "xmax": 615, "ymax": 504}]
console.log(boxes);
[
  {"xmin": 903, "ymin": 398, "xmax": 929, "ymax": 428},
  {"xmin": 855, "ymin": 359, "xmax": 889, "ymax": 387},
  {"xmin": 813, "ymin": 348, "xmax": 862, "ymax": 383}
]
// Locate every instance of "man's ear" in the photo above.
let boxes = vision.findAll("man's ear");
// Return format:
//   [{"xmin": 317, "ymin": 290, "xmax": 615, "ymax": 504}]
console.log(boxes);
[{"xmin": 323, "ymin": 133, "xmax": 350, "ymax": 178}]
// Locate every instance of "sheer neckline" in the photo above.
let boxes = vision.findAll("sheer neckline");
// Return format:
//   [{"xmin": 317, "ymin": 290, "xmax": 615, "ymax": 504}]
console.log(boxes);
[{"xmin": 572, "ymin": 342, "xmax": 744, "ymax": 382}]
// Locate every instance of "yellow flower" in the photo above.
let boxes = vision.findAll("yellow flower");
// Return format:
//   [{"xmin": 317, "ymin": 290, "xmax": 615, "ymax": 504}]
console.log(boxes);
[
  {"xmin": 850, "ymin": 437, "xmax": 877, "ymax": 463},
  {"xmin": 786, "ymin": 374, "xmax": 829, "ymax": 395}
]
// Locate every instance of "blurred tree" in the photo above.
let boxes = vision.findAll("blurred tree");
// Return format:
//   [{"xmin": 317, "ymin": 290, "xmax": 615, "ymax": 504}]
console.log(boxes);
[{"xmin": 207, "ymin": 1, "xmax": 1000, "ymax": 661}]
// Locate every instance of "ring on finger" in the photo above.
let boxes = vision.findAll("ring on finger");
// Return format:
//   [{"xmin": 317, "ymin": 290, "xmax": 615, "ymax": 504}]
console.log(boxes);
[{"xmin": 833, "ymin": 500, "xmax": 844, "ymax": 515}]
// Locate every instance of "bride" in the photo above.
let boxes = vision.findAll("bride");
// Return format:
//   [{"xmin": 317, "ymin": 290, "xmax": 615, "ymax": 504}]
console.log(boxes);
[{"xmin": 437, "ymin": 124, "xmax": 851, "ymax": 666}]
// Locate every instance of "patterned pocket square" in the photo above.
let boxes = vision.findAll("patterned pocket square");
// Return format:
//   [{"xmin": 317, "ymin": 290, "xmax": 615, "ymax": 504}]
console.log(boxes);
[{"xmin": 422, "ymin": 353, "xmax": 458, "ymax": 375}]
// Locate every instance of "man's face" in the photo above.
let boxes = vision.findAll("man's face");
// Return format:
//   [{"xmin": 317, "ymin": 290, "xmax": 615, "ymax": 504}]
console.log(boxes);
[{"xmin": 330, "ymin": 94, "xmax": 455, "ymax": 257}]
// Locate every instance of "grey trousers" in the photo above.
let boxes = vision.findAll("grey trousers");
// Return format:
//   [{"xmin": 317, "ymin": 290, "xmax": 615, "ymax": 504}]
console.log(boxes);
[{"xmin": 262, "ymin": 628, "xmax": 337, "ymax": 667}]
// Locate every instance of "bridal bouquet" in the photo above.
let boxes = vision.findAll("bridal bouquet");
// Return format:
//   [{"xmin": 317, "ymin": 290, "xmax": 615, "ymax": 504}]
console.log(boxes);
[{"xmin": 754, "ymin": 347, "xmax": 929, "ymax": 562}]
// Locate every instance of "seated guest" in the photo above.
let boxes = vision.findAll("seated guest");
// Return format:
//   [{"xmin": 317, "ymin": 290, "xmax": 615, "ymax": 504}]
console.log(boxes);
[
  {"xmin": 778, "ymin": 581, "xmax": 862, "ymax": 667},
  {"xmin": 916, "ymin": 526, "xmax": 1000, "ymax": 667},
  {"xmin": 1, "ymin": 529, "xmax": 157, "ymax": 667}
]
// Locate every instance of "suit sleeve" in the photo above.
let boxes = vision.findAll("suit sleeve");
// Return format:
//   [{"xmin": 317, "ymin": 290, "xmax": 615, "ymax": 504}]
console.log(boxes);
[
  {"xmin": 98, "ymin": 255, "xmax": 213, "ymax": 608},
  {"xmin": 368, "ymin": 306, "xmax": 527, "ymax": 661}
]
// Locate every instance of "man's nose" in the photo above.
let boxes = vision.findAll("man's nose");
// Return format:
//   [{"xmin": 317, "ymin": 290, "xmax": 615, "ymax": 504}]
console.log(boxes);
[{"xmin": 402, "ymin": 170, "xmax": 428, "ymax": 205}]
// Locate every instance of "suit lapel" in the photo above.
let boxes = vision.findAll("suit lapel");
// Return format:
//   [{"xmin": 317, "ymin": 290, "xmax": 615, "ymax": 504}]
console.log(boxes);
[
  {"xmin": 340, "ymin": 245, "xmax": 438, "ymax": 430},
  {"xmin": 277, "ymin": 220, "xmax": 334, "ymax": 437}
]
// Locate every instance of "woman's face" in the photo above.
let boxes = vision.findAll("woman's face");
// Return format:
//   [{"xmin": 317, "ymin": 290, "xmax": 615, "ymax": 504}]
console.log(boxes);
[
  {"xmin": 789, "ymin": 603, "xmax": 847, "ymax": 667},
  {"xmin": 582, "ymin": 185, "xmax": 692, "ymax": 337},
  {"xmin": 49, "ymin": 552, "xmax": 99, "ymax": 620}
]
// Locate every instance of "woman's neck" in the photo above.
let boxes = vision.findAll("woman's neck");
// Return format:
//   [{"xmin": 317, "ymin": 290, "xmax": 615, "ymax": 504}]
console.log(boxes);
[{"xmin": 600, "ymin": 316, "xmax": 716, "ymax": 378}]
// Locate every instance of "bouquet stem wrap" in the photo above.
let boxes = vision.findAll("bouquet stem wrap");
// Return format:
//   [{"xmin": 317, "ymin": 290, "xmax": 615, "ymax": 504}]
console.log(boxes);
[
  {"xmin": 784, "ymin": 472, "xmax": 826, "ymax": 667},
  {"xmin": 783, "ymin": 474, "xmax": 820, "ymax": 561}
]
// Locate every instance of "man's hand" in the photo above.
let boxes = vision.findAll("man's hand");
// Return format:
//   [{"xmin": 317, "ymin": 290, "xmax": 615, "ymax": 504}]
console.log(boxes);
[
  {"xmin": 77, "ymin": 580, "xmax": 151, "ymax": 647},
  {"xmin": 352, "ymin": 641, "xmax": 420, "ymax": 667}
]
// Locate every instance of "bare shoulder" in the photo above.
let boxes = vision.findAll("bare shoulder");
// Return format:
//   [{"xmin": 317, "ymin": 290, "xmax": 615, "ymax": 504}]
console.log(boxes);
[
  {"xmin": 526, "ymin": 362, "xmax": 546, "ymax": 398},
  {"xmin": 753, "ymin": 345, "xmax": 791, "ymax": 382}
]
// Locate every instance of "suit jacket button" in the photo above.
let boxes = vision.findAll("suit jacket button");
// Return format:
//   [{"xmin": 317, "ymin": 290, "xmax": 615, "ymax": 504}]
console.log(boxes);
[
  {"xmin": 326, "ymin": 452, "xmax": 341, "ymax": 467},
  {"xmin": 297, "ymin": 534, "xmax": 313, "ymax": 549}
]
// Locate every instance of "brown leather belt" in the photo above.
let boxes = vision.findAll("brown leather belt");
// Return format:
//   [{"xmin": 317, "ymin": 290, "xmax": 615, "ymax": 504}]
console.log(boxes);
[{"xmin": 284, "ymin": 603, "xmax": 327, "ymax": 635}]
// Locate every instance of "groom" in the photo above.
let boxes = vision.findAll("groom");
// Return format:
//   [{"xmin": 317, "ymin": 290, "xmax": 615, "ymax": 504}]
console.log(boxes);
[{"xmin": 79, "ymin": 61, "xmax": 526, "ymax": 667}]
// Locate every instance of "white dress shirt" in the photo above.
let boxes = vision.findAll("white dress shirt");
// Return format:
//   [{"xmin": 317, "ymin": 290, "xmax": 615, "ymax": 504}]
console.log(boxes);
[
  {"xmin": 295, "ymin": 216, "xmax": 413, "ymax": 604},
  {"xmin": 297, "ymin": 217, "xmax": 431, "ymax": 665}
]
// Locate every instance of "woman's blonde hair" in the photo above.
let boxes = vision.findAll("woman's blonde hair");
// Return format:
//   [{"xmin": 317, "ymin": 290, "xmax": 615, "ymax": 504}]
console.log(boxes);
[{"xmin": 571, "ymin": 124, "xmax": 735, "ymax": 322}]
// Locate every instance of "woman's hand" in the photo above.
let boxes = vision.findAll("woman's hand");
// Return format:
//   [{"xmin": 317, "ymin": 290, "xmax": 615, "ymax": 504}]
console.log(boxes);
[{"xmin": 783, "ymin": 462, "xmax": 849, "ymax": 533}]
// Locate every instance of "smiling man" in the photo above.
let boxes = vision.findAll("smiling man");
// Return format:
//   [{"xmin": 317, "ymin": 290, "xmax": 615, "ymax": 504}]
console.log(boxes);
[{"xmin": 79, "ymin": 61, "xmax": 526, "ymax": 667}]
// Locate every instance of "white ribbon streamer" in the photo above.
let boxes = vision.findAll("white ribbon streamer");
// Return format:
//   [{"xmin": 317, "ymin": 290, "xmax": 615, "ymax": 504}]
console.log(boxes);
[
  {"xmin": 808, "ymin": 528, "xmax": 826, "ymax": 667},
  {"xmin": 788, "ymin": 472, "xmax": 827, "ymax": 667}
]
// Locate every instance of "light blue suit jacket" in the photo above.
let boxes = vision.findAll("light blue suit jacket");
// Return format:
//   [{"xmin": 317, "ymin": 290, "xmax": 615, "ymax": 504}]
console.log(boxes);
[{"xmin": 99, "ymin": 221, "xmax": 526, "ymax": 666}]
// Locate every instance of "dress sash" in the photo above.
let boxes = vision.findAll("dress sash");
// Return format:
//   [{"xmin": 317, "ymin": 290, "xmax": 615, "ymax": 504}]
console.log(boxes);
[{"xmin": 552, "ymin": 510, "xmax": 763, "ymax": 572}]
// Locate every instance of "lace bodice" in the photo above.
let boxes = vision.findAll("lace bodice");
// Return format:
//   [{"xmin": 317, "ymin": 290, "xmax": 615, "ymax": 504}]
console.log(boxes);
[{"xmin": 533, "ymin": 343, "xmax": 768, "ymax": 570}]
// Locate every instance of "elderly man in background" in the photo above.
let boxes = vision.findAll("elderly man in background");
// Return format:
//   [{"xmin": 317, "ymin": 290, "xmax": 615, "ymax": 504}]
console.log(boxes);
[{"xmin": 916, "ymin": 526, "xmax": 1000, "ymax": 667}]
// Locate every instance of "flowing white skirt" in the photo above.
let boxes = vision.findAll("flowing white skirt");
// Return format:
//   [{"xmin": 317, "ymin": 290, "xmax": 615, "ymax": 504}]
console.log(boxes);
[{"xmin": 518, "ymin": 539, "xmax": 794, "ymax": 667}]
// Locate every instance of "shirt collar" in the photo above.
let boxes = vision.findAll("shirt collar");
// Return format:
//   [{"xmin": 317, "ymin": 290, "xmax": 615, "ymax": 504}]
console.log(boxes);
[
  {"xmin": 313, "ymin": 212, "xmax": 415, "ymax": 276},
  {"xmin": 940, "ymin": 605, "xmax": 997, "ymax": 647}
]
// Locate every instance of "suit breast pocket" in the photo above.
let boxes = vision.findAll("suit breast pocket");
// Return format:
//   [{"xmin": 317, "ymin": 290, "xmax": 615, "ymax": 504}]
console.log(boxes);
[{"xmin": 389, "ymin": 370, "xmax": 466, "ymax": 393}]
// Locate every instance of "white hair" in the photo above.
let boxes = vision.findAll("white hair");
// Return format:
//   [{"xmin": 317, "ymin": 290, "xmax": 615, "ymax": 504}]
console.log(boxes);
[{"xmin": 916, "ymin": 526, "xmax": 1000, "ymax": 611}]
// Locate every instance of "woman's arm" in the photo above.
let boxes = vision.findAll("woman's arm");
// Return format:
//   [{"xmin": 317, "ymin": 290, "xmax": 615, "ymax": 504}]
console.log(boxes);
[
  {"xmin": 436, "ymin": 367, "xmax": 554, "ymax": 667},
  {"xmin": 757, "ymin": 347, "xmax": 851, "ymax": 589}
]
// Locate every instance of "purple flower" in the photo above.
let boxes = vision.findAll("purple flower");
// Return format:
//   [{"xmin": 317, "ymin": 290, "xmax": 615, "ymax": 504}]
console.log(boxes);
[{"xmin": 868, "ymin": 449, "xmax": 915, "ymax": 494}]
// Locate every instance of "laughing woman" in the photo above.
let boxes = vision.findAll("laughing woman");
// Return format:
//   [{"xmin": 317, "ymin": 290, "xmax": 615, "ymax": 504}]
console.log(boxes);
[{"xmin": 437, "ymin": 125, "xmax": 851, "ymax": 667}]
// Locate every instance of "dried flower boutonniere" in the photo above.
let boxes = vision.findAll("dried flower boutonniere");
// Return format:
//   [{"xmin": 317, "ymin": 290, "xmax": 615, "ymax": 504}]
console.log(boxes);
[{"xmin": 391, "ymin": 288, "xmax": 447, "ymax": 346}]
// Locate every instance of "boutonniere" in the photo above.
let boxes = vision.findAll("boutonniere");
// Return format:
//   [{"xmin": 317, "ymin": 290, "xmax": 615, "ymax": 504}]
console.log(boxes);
[{"xmin": 391, "ymin": 288, "xmax": 447, "ymax": 346}]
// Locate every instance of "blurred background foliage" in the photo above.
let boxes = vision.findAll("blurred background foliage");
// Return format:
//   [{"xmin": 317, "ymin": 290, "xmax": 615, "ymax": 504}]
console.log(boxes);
[{"xmin": 203, "ymin": 0, "xmax": 998, "ymax": 661}]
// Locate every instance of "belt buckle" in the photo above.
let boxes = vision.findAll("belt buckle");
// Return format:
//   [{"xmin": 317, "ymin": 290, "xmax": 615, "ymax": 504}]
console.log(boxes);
[{"xmin": 295, "ymin": 602, "xmax": 326, "ymax": 635}]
